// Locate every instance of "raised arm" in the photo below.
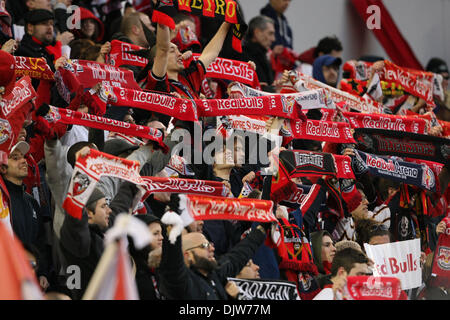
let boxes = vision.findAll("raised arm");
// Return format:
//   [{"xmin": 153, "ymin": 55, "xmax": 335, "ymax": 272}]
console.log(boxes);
[
  {"xmin": 152, "ymin": 23, "xmax": 171, "ymax": 78},
  {"xmin": 198, "ymin": 22, "xmax": 231, "ymax": 69}
]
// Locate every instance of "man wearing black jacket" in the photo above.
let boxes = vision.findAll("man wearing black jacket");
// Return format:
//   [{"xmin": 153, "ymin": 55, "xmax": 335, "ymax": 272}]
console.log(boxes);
[
  {"xmin": 242, "ymin": 15, "xmax": 276, "ymax": 92},
  {"xmin": 15, "ymin": 9, "xmax": 73, "ymax": 71},
  {"xmin": 158, "ymin": 221, "xmax": 269, "ymax": 300},
  {"xmin": 1, "ymin": 141, "xmax": 50, "ymax": 291}
]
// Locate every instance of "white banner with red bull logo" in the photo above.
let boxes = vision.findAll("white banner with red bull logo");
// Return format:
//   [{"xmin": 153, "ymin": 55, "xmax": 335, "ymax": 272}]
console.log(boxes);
[{"xmin": 364, "ymin": 238, "xmax": 422, "ymax": 290}]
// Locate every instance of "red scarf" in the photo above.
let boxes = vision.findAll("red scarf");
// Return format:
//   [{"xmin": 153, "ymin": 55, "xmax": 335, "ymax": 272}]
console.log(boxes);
[
  {"xmin": 378, "ymin": 60, "xmax": 440, "ymax": 107},
  {"xmin": 107, "ymin": 40, "xmax": 149, "ymax": 68},
  {"xmin": 43, "ymin": 105, "xmax": 168, "ymax": 152},
  {"xmin": 106, "ymin": 85, "xmax": 304, "ymax": 121},
  {"xmin": 0, "ymin": 76, "xmax": 36, "ymax": 153},
  {"xmin": 430, "ymin": 217, "xmax": 450, "ymax": 288},
  {"xmin": 191, "ymin": 54, "xmax": 260, "ymax": 89},
  {"xmin": 56, "ymin": 59, "xmax": 141, "ymax": 102},
  {"xmin": 178, "ymin": 193, "xmax": 276, "ymax": 223},
  {"xmin": 345, "ymin": 276, "xmax": 406, "ymax": 300},
  {"xmin": 14, "ymin": 56, "xmax": 54, "ymax": 81},
  {"xmin": 31, "ymin": 37, "xmax": 62, "ymax": 61},
  {"xmin": 336, "ymin": 111, "xmax": 428, "ymax": 134},
  {"xmin": 322, "ymin": 261, "xmax": 332, "ymax": 275},
  {"xmin": 288, "ymin": 119, "xmax": 355, "ymax": 144},
  {"xmin": 141, "ymin": 176, "xmax": 230, "ymax": 199}
]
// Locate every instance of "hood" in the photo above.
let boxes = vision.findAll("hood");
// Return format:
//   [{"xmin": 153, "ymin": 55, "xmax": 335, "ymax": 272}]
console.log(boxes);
[
  {"xmin": 312, "ymin": 54, "xmax": 342, "ymax": 84},
  {"xmin": 72, "ymin": 7, "xmax": 105, "ymax": 42}
]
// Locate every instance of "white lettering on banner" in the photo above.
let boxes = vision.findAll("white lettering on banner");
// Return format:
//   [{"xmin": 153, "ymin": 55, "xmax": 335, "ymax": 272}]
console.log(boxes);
[
  {"xmin": 233, "ymin": 280, "xmax": 293, "ymax": 300},
  {"xmin": 362, "ymin": 116, "xmax": 406, "ymax": 131},
  {"xmin": 132, "ymin": 91, "xmax": 176, "ymax": 109},
  {"xmin": 294, "ymin": 153, "xmax": 324, "ymax": 168},
  {"xmin": 305, "ymin": 121, "xmax": 340, "ymax": 138},
  {"xmin": 208, "ymin": 59, "xmax": 254, "ymax": 82},
  {"xmin": 0, "ymin": 80, "xmax": 33, "ymax": 117},
  {"xmin": 364, "ymin": 239, "xmax": 422, "ymax": 290},
  {"xmin": 188, "ymin": 199, "xmax": 273, "ymax": 222},
  {"xmin": 121, "ymin": 42, "xmax": 148, "ymax": 65},
  {"xmin": 216, "ymin": 98, "xmax": 263, "ymax": 110},
  {"xmin": 383, "ymin": 68, "xmax": 433, "ymax": 103},
  {"xmin": 143, "ymin": 178, "xmax": 216, "ymax": 193},
  {"xmin": 79, "ymin": 112, "xmax": 132, "ymax": 129}
]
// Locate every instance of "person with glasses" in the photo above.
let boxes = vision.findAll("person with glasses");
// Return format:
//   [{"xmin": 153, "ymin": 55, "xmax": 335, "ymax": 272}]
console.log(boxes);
[{"xmin": 158, "ymin": 220, "xmax": 271, "ymax": 300}]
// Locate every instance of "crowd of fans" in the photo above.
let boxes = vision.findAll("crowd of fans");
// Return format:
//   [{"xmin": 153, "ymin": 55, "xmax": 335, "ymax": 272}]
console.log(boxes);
[{"xmin": 0, "ymin": 0, "xmax": 449, "ymax": 300}]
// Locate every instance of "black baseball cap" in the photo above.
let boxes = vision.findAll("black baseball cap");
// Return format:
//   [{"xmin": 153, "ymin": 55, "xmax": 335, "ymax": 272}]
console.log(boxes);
[{"xmin": 24, "ymin": 9, "xmax": 54, "ymax": 25}]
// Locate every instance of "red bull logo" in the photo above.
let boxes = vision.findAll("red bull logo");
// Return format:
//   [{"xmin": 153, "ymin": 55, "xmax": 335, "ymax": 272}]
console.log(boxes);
[
  {"xmin": 0, "ymin": 118, "xmax": 11, "ymax": 145},
  {"xmin": 421, "ymin": 166, "xmax": 435, "ymax": 190},
  {"xmin": 72, "ymin": 172, "xmax": 91, "ymax": 197},
  {"xmin": 437, "ymin": 246, "xmax": 450, "ymax": 271}
]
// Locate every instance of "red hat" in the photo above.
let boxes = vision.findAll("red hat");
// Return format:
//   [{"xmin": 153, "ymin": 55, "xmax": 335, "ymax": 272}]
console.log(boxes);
[
  {"xmin": 0, "ymin": 50, "xmax": 16, "ymax": 96},
  {"xmin": 342, "ymin": 184, "xmax": 362, "ymax": 213}
]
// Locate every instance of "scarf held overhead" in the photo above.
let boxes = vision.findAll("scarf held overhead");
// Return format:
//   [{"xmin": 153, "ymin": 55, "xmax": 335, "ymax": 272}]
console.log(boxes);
[
  {"xmin": 357, "ymin": 150, "xmax": 437, "ymax": 192},
  {"xmin": 43, "ymin": 106, "xmax": 168, "ymax": 152},
  {"xmin": 0, "ymin": 76, "xmax": 36, "ymax": 154},
  {"xmin": 151, "ymin": 0, "xmax": 246, "ymax": 52},
  {"xmin": 105, "ymin": 85, "xmax": 304, "ymax": 121},
  {"xmin": 63, "ymin": 149, "xmax": 145, "ymax": 219},
  {"xmin": 354, "ymin": 128, "xmax": 450, "ymax": 164},
  {"xmin": 178, "ymin": 193, "xmax": 276, "ymax": 224}
]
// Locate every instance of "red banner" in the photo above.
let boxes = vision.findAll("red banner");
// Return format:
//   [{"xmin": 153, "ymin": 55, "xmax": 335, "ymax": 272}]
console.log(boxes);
[
  {"xmin": 343, "ymin": 111, "xmax": 428, "ymax": 134},
  {"xmin": 289, "ymin": 119, "xmax": 355, "ymax": 144},
  {"xmin": 141, "ymin": 176, "xmax": 230, "ymax": 197},
  {"xmin": 56, "ymin": 59, "xmax": 141, "ymax": 102},
  {"xmin": 44, "ymin": 106, "xmax": 167, "ymax": 152},
  {"xmin": 0, "ymin": 76, "xmax": 36, "ymax": 153},
  {"xmin": 334, "ymin": 155, "xmax": 356, "ymax": 180},
  {"xmin": 379, "ymin": 60, "xmax": 435, "ymax": 106},
  {"xmin": 108, "ymin": 40, "xmax": 148, "ymax": 68},
  {"xmin": 14, "ymin": 56, "xmax": 54, "ymax": 81},
  {"xmin": 179, "ymin": 194, "xmax": 276, "ymax": 223},
  {"xmin": 430, "ymin": 217, "xmax": 450, "ymax": 288},
  {"xmin": 192, "ymin": 53, "xmax": 260, "ymax": 89}
]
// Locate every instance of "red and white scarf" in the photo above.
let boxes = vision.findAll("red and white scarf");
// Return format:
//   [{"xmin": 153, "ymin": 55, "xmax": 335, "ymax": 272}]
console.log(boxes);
[
  {"xmin": 191, "ymin": 53, "xmax": 260, "ymax": 89},
  {"xmin": 0, "ymin": 76, "xmax": 36, "ymax": 153},
  {"xmin": 333, "ymin": 111, "xmax": 429, "ymax": 134},
  {"xmin": 56, "ymin": 59, "xmax": 141, "ymax": 102},
  {"xmin": 43, "ymin": 105, "xmax": 168, "ymax": 152},
  {"xmin": 141, "ymin": 176, "xmax": 230, "ymax": 199},
  {"xmin": 228, "ymin": 82, "xmax": 335, "ymax": 111},
  {"xmin": 430, "ymin": 216, "xmax": 450, "ymax": 288},
  {"xmin": 63, "ymin": 149, "xmax": 145, "ymax": 219},
  {"xmin": 288, "ymin": 119, "xmax": 355, "ymax": 144},
  {"xmin": 106, "ymin": 85, "xmax": 304, "ymax": 121},
  {"xmin": 107, "ymin": 40, "xmax": 149, "ymax": 68},
  {"xmin": 178, "ymin": 194, "xmax": 276, "ymax": 225},
  {"xmin": 14, "ymin": 56, "xmax": 54, "ymax": 81},
  {"xmin": 344, "ymin": 276, "xmax": 404, "ymax": 300},
  {"xmin": 287, "ymin": 71, "xmax": 383, "ymax": 114},
  {"xmin": 378, "ymin": 60, "xmax": 444, "ymax": 107}
]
